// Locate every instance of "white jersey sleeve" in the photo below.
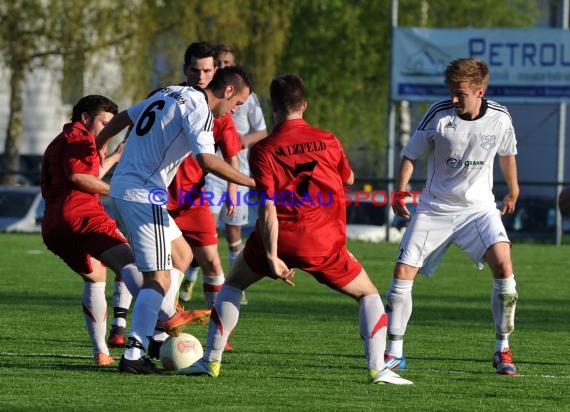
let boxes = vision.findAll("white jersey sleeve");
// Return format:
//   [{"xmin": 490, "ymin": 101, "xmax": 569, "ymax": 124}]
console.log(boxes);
[
  {"xmin": 182, "ymin": 103, "xmax": 215, "ymax": 156},
  {"xmin": 402, "ymin": 102, "xmax": 448, "ymax": 160},
  {"xmin": 232, "ymin": 92, "xmax": 267, "ymax": 176},
  {"xmin": 489, "ymin": 108, "xmax": 517, "ymax": 156},
  {"xmin": 232, "ymin": 92, "xmax": 266, "ymax": 136}
]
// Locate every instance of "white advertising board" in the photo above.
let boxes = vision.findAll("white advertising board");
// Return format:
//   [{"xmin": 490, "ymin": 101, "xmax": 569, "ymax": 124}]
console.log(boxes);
[{"xmin": 392, "ymin": 28, "xmax": 570, "ymax": 102}]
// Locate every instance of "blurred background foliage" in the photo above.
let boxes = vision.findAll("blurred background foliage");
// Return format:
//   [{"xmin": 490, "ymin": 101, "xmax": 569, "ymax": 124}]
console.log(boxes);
[{"xmin": 0, "ymin": 0, "xmax": 541, "ymax": 183}]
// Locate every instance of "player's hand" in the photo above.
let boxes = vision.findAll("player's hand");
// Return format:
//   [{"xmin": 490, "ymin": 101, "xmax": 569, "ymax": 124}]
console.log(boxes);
[
  {"xmin": 114, "ymin": 140, "xmax": 126, "ymax": 154},
  {"xmin": 226, "ymin": 184, "xmax": 238, "ymax": 216},
  {"xmin": 98, "ymin": 143, "xmax": 108, "ymax": 160},
  {"xmin": 110, "ymin": 141, "xmax": 126, "ymax": 159},
  {"xmin": 267, "ymin": 257, "xmax": 295, "ymax": 286},
  {"xmin": 392, "ymin": 202, "xmax": 410, "ymax": 219},
  {"xmin": 225, "ymin": 204, "xmax": 237, "ymax": 216},
  {"xmin": 501, "ymin": 193, "xmax": 518, "ymax": 215}
]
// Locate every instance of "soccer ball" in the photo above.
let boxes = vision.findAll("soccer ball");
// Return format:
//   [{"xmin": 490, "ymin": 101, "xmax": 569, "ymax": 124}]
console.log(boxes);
[
  {"xmin": 559, "ymin": 186, "xmax": 570, "ymax": 217},
  {"xmin": 159, "ymin": 332, "xmax": 203, "ymax": 371}
]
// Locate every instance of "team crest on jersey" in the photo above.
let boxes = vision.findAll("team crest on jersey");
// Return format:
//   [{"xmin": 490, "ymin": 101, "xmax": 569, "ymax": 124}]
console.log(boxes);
[{"xmin": 480, "ymin": 134, "xmax": 496, "ymax": 150}]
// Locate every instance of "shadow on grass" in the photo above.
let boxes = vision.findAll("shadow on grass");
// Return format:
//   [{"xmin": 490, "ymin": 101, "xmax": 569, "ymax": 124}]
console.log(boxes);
[
  {"xmin": 0, "ymin": 352, "xmax": 120, "ymax": 373},
  {"xmin": 241, "ymin": 291, "xmax": 569, "ymax": 332},
  {"xmin": 0, "ymin": 291, "xmax": 79, "ymax": 308}
]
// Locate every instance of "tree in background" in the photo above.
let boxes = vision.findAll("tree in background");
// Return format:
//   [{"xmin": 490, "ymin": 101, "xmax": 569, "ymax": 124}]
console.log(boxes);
[
  {"xmin": 118, "ymin": 0, "xmax": 293, "ymax": 101},
  {"xmin": 0, "ymin": 0, "xmax": 542, "ymax": 185},
  {"xmin": 278, "ymin": 0, "xmax": 391, "ymax": 177},
  {"xmin": 278, "ymin": 0, "xmax": 540, "ymax": 179},
  {"xmin": 398, "ymin": 0, "xmax": 540, "ymax": 28},
  {"xmin": 394, "ymin": 0, "xmax": 540, "ymax": 175},
  {"xmin": 0, "ymin": 0, "xmax": 135, "ymax": 185},
  {"xmin": 0, "ymin": 0, "xmax": 292, "ymax": 185}
]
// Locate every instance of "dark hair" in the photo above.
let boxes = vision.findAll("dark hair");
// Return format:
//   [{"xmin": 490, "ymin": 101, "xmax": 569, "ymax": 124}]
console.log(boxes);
[
  {"xmin": 207, "ymin": 65, "xmax": 253, "ymax": 94},
  {"xmin": 71, "ymin": 95, "xmax": 118, "ymax": 122},
  {"xmin": 270, "ymin": 74, "xmax": 306, "ymax": 114},
  {"xmin": 183, "ymin": 41, "xmax": 216, "ymax": 67}
]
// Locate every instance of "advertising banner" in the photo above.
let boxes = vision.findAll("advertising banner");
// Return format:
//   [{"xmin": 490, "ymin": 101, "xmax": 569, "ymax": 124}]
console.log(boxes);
[{"xmin": 392, "ymin": 28, "xmax": 570, "ymax": 102}]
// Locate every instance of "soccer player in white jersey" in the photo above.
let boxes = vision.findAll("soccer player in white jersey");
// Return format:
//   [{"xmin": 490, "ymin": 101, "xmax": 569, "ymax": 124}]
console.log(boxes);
[
  {"xmin": 200, "ymin": 44, "xmax": 267, "ymax": 305},
  {"xmin": 384, "ymin": 58, "xmax": 520, "ymax": 375},
  {"xmin": 96, "ymin": 66, "xmax": 255, "ymax": 374}
]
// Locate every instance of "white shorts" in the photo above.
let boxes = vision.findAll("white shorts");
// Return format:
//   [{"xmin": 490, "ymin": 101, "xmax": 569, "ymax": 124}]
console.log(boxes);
[
  {"xmin": 397, "ymin": 208, "xmax": 510, "ymax": 276},
  {"xmin": 204, "ymin": 173, "xmax": 250, "ymax": 227},
  {"xmin": 110, "ymin": 197, "xmax": 182, "ymax": 272}
]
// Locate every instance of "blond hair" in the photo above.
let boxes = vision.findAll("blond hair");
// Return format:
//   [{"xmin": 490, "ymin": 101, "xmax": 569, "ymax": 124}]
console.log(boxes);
[{"xmin": 444, "ymin": 58, "xmax": 489, "ymax": 90}]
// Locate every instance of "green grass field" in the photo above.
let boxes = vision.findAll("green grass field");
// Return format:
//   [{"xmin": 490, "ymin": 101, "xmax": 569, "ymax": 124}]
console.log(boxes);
[{"xmin": 0, "ymin": 234, "xmax": 568, "ymax": 411}]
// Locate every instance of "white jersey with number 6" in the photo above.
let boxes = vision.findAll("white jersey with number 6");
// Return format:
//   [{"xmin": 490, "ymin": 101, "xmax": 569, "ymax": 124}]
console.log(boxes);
[{"xmin": 110, "ymin": 85, "xmax": 215, "ymax": 203}]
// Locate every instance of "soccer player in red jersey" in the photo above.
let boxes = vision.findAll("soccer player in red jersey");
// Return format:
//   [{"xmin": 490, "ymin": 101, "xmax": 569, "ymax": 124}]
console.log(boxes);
[
  {"xmin": 182, "ymin": 74, "xmax": 413, "ymax": 385},
  {"xmin": 201, "ymin": 44, "xmax": 268, "ymax": 306},
  {"xmin": 40, "ymin": 95, "xmax": 142, "ymax": 366}
]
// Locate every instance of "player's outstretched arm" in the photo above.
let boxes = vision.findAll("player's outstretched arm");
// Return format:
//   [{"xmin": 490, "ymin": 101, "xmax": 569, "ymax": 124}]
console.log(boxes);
[
  {"xmin": 224, "ymin": 155, "xmax": 239, "ymax": 216},
  {"xmin": 96, "ymin": 111, "xmax": 133, "ymax": 150},
  {"xmin": 196, "ymin": 152, "xmax": 255, "ymax": 188},
  {"xmin": 393, "ymin": 157, "xmax": 415, "ymax": 218},
  {"xmin": 69, "ymin": 173, "xmax": 110, "ymax": 196},
  {"xmin": 99, "ymin": 141, "xmax": 125, "ymax": 178},
  {"xmin": 498, "ymin": 155, "xmax": 519, "ymax": 215},
  {"xmin": 258, "ymin": 199, "xmax": 295, "ymax": 286},
  {"xmin": 240, "ymin": 129, "xmax": 267, "ymax": 149}
]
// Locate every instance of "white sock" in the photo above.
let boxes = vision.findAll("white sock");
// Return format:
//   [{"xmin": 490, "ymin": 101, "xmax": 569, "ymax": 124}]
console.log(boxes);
[
  {"xmin": 228, "ymin": 249, "xmax": 241, "ymax": 268},
  {"xmin": 203, "ymin": 274, "xmax": 225, "ymax": 309},
  {"xmin": 386, "ymin": 278, "xmax": 414, "ymax": 357},
  {"xmin": 204, "ymin": 284, "xmax": 242, "ymax": 362},
  {"xmin": 111, "ymin": 278, "xmax": 132, "ymax": 328},
  {"xmin": 184, "ymin": 266, "xmax": 199, "ymax": 282},
  {"xmin": 159, "ymin": 269, "xmax": 183, "ymax": 320},
  {"xmin": 359, "ymin": 294, "xmax": 388, "ymax": 371},
  {"xmin": 120, "ymin": 263, "xmax": 143, "ymax": 299},
  {"xmin": 152, "ymin": 331, "xmax": 169, "ymax": 342},
  {"xmin": 492, "ymin": 275, "xmax": 518, "ymax": 352},
  {"xmin": 82, "ymin": 281, "xmax": 109, "ymax": 356},
  {"xmin": 125, "ymin": 288, "xmax": 163, "ymax": 360}
]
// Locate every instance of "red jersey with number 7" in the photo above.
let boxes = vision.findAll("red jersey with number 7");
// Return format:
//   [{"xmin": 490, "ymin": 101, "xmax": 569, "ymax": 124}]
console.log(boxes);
[{"xmin": 249, "ymin": 118, "xmax": 352, "ymax": 257}]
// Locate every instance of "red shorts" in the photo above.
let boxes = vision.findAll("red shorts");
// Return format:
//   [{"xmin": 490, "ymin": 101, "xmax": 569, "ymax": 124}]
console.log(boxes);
[
  {"xmin": 170, "ymin": 205, "xmax": 218, "ymax": 247},
  {"xmin": 243, "ymin": 231, "xmax": 362, "ymax": 289},
  {"xmin": 42, "ymin": 210, "xmax": 127, "ymax": 274}
]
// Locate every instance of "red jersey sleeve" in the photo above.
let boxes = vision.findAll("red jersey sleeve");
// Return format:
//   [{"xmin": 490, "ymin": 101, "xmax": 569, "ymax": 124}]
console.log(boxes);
[
  {"xmin": 249, "ymin": 144, "xmax": 275, "ymax": 198},
  {"xmin": 167, "ymin": 155, "xmax": 204, "ymax": 210},
  {"xmin": 62, "ymin": 126, "xmax": 100, "ymax": 178},
  {"xmin": 336, "ymin": 139, "xmax": 353, "ymax": 184},
  {"xmin": 213, "ymin": 114, "xmax": 241, "ymax": 158}
]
